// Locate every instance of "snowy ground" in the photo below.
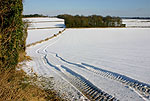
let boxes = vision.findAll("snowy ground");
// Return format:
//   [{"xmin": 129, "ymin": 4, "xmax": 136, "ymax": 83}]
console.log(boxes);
[
  {"xmin": 47, "ymin": 28, "xmax": 150, "ymax": 84},
  {"xmin": 23, "ymin": 17, "xmax": 65, "ymax": 45},
  {"xmin": 26, "ymin": 28, "xmax": 63, "ymax": 45},
  {"xmin": 123, "ymin": 19, "xmax": 150, "ymax": 28},
  {"xmin": 23, "ymin": 17, "xmax": 65, "ymax": 29},
  {"xmin": 23, "ymin": 18, "xmax": 150, "ymax": 101}
]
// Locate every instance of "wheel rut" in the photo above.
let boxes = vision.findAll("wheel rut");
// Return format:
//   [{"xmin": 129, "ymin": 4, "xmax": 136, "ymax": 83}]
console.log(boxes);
[
  {"xmin": 45, "ymin": 52, "xmax": 150, "ymax": 100},
  {"xmin": 41, "ymin": 51, "xmax": 119, "ymax": 100}
]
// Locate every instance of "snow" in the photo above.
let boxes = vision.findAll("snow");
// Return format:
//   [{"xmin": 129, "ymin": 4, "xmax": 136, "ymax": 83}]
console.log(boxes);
[
  {"xmin": 122, "ymin": 19, "xmax": 150, "ymax": 28},
  {"xmin": 24, "ymin": 17, "xmax": 65, "ymax": 45},
  {"xmin": 28, "ymin": 22, "xmax": 65, "ymax": 29},
  {"xmin": 24, "ymin": 18, "xmax": 150, "ymax": 100},
  {"xmin": 23, "ymin": 17, "xmax": 65, "ymax": 29},
  {"xmin": 44, "ymin": 28, "xmax": 150, "ymax": 100},
  {"xmin": 23, "ymin": 17, "xmax": 88, "ymax": 100},
  {"xmin": 23, "ymin": 17, "xmax": 64, "ymax": 22},
  {"xmin": 26, "ymin": 28, "xmax": 63, "ymax": 45},
  {"xmin": 46, "ymin": 28, "xmax": 150, "ymax": 84}
]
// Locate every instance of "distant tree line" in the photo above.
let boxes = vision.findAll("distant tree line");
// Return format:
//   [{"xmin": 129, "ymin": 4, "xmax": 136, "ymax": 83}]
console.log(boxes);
[
  {"xmin": 23, "ymin": 14, "xmax": 48, "ymax": 17},
  {"xmin": 57, "ymin": 14, "xmax": 125, "ymax": 28}
]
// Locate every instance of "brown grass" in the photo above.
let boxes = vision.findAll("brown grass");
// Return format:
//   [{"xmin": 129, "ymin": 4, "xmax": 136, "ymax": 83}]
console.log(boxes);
[
  {"xmin": 0, "ymin": 67, "xmax": 63, "ymax": 101},
  {"xmin": 18, "ymin": 51, "xmax": 32, "ymax": 62}
]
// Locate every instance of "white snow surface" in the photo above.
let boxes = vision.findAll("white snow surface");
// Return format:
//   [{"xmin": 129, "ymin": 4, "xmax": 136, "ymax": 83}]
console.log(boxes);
[
  {"xmin": 23, "ymin": 17, "xmax": 64, "ymax": 22},
  {"xmin": 123, "ymin": 19, "xmax": 150, "ymax": 27},
  {"xmin": 26, "ymin": 28, "xmax": 63, "ymax": 45},
  {"xmin": 24, "ymin": 18, "xmax": 150, "ymax": 101},
  {"xmin": 46, "ymin": 28, "xmax": 150, "ymax": 84},
  {"xmin": 24, "ymin": 17, "xmax": 65, "ymax": 45},
  {"xmin": 23, "ymin": 17, "xmax": 65, "ymax": 28}
]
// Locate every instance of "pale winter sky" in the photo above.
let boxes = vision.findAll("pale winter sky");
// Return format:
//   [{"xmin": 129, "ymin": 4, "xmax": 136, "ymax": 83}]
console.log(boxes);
[{"xmin": 23, "ymin": 0, "xmax": 150, "ymax": 17}]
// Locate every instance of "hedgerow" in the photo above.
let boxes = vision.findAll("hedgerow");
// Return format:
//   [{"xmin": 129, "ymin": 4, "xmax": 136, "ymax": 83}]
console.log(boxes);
[{"xmin": 0, "ymin": 0, "xmax": 27, "ymax": 68}]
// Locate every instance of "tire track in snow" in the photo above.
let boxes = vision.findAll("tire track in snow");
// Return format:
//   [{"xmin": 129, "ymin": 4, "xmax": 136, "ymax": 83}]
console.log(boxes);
[
  {"xmin": 33, "ymin": 33, "xmax": 90, "ymax": 100},
  {"xmin": 81, "ymin": 63, "xmax": 150, "ymax": 101},
  {"xmin": 30, "ymin": 27, "xmax": 149, "ymax": 100},
  {"xmin": 41, "ymin": 55, "xmax": 88, "ymax": 100},
  {"xmin": 41, "ymin": 55, "xmax": 90, "ymax": 100},
  {"xmin": 33, "ymin": 32, "xmax": 118, "ymax": 100},
  {"xmin": 42, "ymin": 51, "xmax": 118, "ymax": 100},
  {"xmin": 45, "ymin": 52, "xmax": 150, "ymax": 100},
  {"xmin": 57, "ymin": 65, "xmax": 118, "ymax": 101}
]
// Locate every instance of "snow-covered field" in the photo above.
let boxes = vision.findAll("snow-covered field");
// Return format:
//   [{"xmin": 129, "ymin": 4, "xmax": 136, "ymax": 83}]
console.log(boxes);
[
  {"xmin": 24, "ymin": 18, "xmax": 150, "ymax": 101},
  {"xmin": 46, "ymin": 28, "xmax": 150, "ymax": 84},
  {"xmin": 123, "ymin": 19, "xmax": 150, "ymax": 28},
  {"xmin": 26, "ymin": 28, "xmax": 63, "ymax": 45},
  {"xmin": 23, "ymin": 17, "xmax": 65, "ymax": 45},
  {"xmin": 23, "ymin": 17, "xmax": 65, "ymax": 29}
]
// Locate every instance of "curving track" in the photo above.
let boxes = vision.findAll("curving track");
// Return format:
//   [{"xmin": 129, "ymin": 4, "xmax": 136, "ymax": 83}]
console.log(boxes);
[
  {"xmin": 43, "ymin": 48, "xmax": 150, "ymax": 101},
  {"xmin": 48, "ymin": 51, "xmax": 150, "ymax": 99},
  {"xmin": 35, "ymin": 36, "xmax": 118, "ymax": 100}
]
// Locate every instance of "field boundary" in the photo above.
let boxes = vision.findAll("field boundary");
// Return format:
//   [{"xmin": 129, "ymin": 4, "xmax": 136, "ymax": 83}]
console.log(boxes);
[{"xmin": 27, "ymin": 28, "xmax": 66, "ymax": 47}]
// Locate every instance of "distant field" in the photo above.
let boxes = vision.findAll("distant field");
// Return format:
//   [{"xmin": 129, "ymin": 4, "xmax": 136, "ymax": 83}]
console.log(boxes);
[
  {"xmin": 23, "ymin": 17, "xmax": 65, "ymax": 45},
  {"xmin": 123, "ymin": 19, "xmax": 150, "ymax": 28}
]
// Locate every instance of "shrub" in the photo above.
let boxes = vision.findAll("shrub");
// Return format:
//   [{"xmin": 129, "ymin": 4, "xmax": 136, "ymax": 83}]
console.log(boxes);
[{"xmin": 0, "ymin": 0, "xmax": 26, "ymax": 68}]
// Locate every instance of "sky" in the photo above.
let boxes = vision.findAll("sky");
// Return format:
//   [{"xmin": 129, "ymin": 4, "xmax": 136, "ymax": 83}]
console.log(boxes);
[{"xmin": 23, "ymin": 0, "xmax": 150, "ymax": 17}]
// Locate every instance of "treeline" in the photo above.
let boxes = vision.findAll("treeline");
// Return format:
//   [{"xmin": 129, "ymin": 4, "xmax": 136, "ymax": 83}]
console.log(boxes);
[
  {"xmin": 0, "ymin": 0, "xmax": 27, "ymax": 68},
  {"xmin": 57, "ymin": 14, "xmax": 125, "ymax": 28},
  {"xmin": 23, "ymin": 14, "xmax": 48, "ymax": 18}
]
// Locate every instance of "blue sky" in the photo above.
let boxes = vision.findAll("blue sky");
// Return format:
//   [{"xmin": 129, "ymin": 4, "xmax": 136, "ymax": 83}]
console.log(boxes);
[{"xmin": 23, "ymin": 0, "xmax": 150, "ymax": 17}]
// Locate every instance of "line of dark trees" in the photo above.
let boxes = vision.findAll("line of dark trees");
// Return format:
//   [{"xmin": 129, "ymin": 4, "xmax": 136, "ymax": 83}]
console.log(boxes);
[
  {"xmin": 57, "ymin": 14, "xmax": 125, "ymax": 28},
  {"xmin": 23, "ymin": 14, "xmax": 48, "ymax": 17}
]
